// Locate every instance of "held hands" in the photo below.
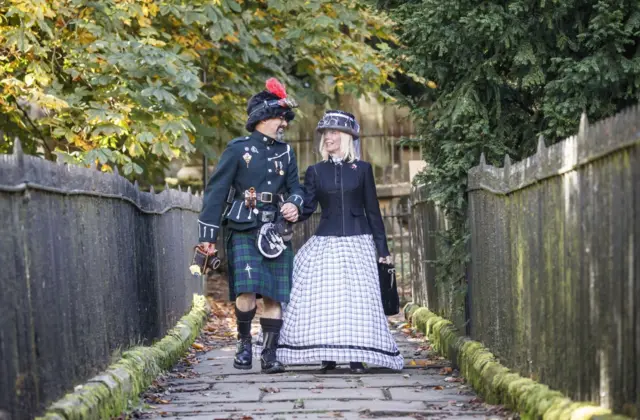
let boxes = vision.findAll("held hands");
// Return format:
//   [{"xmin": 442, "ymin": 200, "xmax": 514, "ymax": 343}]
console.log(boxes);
[{"xmin": 281, "ymin": 203, "xmax": 299, "ymax": 222}]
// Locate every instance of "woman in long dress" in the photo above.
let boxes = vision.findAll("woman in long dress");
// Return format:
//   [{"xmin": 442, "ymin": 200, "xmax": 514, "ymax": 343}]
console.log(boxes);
[{"xmin": 274, "ymin": 110, "xmax": 404, "ymax": 373}]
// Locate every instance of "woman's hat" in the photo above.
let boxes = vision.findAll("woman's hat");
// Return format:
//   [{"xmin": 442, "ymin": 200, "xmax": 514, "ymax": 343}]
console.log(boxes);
[
  {"xmin": 314, "ymin": 110, "xmax": 362, "ymax": 159},
  {"xmin": 316, "ymin": 110, "xmax": 360, "ymax": 140}
]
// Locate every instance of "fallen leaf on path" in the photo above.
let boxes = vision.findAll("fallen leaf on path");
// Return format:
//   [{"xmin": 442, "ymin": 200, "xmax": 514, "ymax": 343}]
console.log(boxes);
[
  {"xmin": 434, "ymin": 386, "xmax": 444, "ymax": 390},
  {"xmin": 409, "ymin": 360, "xmax": 417, "ymax": 366},
  {"xmin": 192, "ymin": 342, "xmax": 204, "ymax": 350},
  {"xmin": 439, "ymin": 367, "xmax": 453, "ymax": 375}
]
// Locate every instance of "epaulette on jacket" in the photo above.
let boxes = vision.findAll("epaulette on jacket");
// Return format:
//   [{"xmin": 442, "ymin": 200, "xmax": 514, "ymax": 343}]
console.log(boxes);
[{"xmin": 228, "ymin": 136, "xmax": 251, "ymax": 145}]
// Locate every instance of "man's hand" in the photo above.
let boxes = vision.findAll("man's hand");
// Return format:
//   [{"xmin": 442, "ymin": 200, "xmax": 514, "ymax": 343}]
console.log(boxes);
[
  {"xmin": 199, "ymin": 242, "xmax": 217, "ymax": 256},
  {"xmin": 281, "ymin": 203, "xmax": 299, "ymax": 222}
]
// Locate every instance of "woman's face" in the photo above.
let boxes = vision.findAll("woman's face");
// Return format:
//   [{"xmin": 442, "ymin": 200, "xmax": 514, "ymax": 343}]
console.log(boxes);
[{"xmin": 323, "ymin": 130, "xmax": 342, "ymax": 155}]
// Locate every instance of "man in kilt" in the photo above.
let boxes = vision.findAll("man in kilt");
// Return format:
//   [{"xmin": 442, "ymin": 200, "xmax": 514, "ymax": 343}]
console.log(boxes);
[{"xmin": 197, "ymin": 78, "xmax": 303, "ymax": 373}]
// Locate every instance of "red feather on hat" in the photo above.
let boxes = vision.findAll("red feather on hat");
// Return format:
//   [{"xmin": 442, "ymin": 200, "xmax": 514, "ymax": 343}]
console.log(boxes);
[{"xmin": 265, "ymin": 78, "xmax": 287, "ymax": 99}]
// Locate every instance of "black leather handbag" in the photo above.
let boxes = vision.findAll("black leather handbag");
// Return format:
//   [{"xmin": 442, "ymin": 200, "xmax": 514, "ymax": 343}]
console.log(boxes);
[{"xmin": 378, "ymin": 262, "xmax": 400, "ymax": 316}]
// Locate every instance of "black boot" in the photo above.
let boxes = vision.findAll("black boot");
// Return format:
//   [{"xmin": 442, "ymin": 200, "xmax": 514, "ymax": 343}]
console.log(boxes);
[
  {"xmin": 350, "ymin": 362, "xmax": 366, "ymax": 374},
  {"xmin": 320, "ymin": 361, "xmax": 337, "ymax": 372},
  {"xmin": 260, "ymin": 318, "xmax": 285, "ymax": 374},
  {"xmin": 233, "ymin": 307, "xmax": 256, "ymax": 370}
]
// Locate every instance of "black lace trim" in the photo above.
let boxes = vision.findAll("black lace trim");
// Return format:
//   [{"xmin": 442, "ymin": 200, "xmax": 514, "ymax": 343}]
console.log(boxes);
[{"xmin": 255, "ymin": 342, "xmax": 401, "ymax": 357}]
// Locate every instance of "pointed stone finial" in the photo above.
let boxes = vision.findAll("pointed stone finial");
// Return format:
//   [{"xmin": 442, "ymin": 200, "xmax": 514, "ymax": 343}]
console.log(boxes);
[
  {"xmin": 187, "ymin": 186, "xmax": 192, "ymax": 195},
  {"xmin": 133, "ymin": 180, "xmax": 139, "ymax": 190},
  {"xmin": 150, "ymin": 186, "xmax": 155, "ymax": 194},
  {"xmin": 537, "ymin": 135, "xmax": 546, "ymax": 154},
  {"xmin": 578, "ymin": 112, "xmax": 588, "ymax": 138},
  {"xmin": 178, "ymin": 185, "xmax": 182, "ymax": 193},
  {"xmin": 164, "ymin": 181, "xmax": 170, "ymax": 191},
  {"xmin": 113, "ymin": 166, "xmax": 119, "ymax": 176},
  {"xmin": 479, "ymin": 152, "xmax": 486, "ymax": 167},
  {"xmin": 13, "ymin": 137, "xmax": 23, "ymax": 156}
]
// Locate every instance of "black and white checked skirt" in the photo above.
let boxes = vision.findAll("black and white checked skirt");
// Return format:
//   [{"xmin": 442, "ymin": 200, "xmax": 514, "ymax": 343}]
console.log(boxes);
[{"xmin": 259, "ymin": 234, "xmax": 403, "ymax": 370}]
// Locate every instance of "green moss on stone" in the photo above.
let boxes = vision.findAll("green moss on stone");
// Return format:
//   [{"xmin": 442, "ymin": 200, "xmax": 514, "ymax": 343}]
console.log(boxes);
[
  {"xmin": 39, "ymin": 413, "xmax": 66, "ymax": 420},
  {"xmin": 36, "ymin": 294, "xmax": 209, "ymax": 420},
  {"xmin": 403, "ymin": 304, "xmax": 630, "ymax": 420}
]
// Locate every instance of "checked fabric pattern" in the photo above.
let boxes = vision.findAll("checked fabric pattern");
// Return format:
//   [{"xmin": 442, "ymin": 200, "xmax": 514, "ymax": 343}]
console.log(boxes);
[
  {"xmin": 226, "ymin": 230, "xmax": 293, "ymax": 303},
  {"xmin": 257, "ymin": 234, "xmax": 404, "ymax": 370}
]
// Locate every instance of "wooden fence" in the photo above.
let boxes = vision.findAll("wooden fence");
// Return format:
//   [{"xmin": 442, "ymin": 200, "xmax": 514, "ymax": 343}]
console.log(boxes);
[
  {"xmin": 405, "ymin": 106, "xmax": 640, "ymax": 416},
  {"xmin": 465, "ymin": 108, "xmax": 639, "ymax": 416},
  {"xmin": 0, "ymin": 141, "xmax": 203, "ymax": 419},
  {"xmin": 407, "ymin": 186, "xmax": 468, "ymax": 331}
]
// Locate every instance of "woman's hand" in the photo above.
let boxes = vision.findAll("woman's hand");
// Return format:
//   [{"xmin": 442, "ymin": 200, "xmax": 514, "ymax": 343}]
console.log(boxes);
[{"xmin": 378, "ymin": 255, "xmax": 393, "ymax": 264}]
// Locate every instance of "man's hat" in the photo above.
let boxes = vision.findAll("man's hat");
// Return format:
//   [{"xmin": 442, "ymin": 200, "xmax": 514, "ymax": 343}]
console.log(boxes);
[{"xmin": 245, "ymin": 78, "xmax": 299, "ymax": 132}]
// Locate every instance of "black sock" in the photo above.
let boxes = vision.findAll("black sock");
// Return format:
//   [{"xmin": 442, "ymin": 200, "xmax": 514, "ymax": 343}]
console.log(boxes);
[
  {"xmin": 236, "ymin": 306, "xmax": 256, "ymax": 336},
  {"xmin": 260, "ymin": 318, "xmax": 283, "ymax": 333}
]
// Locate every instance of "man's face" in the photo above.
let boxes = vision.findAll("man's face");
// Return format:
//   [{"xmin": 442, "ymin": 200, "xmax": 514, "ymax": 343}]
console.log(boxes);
[{"xmin": 260, "ymin": 116, "xmax": 288, "ymax": 140}]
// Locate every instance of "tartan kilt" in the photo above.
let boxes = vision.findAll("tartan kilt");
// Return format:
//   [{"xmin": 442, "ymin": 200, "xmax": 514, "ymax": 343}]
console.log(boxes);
[{"xmin": 225, "ymin": 228, "xmax": 293, "ymax": 303}]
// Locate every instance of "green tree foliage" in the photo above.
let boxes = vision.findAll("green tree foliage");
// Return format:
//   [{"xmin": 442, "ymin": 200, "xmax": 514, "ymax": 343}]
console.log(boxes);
[
  {"xmin": 380, "ymin": 0, "xmax": 640, "ymax": 288},
  {"xmin": 0, "ymin": 0, "xmax": 397, "ymax": 181}
]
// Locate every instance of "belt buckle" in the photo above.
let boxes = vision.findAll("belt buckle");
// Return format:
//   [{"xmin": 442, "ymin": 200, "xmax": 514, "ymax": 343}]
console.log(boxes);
[{"xmin": 261, "ymin": 192, "xmax": 273, "ymax": 203}]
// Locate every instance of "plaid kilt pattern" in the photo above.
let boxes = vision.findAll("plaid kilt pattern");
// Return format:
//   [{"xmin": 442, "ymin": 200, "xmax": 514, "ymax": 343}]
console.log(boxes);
[
  {"xmin": 255, "ymin": 234, "xmax": 403, "ymax": 370},
  {"xmin": 226, "ymin": 229, "xmax": 293, "ymax": 303}
]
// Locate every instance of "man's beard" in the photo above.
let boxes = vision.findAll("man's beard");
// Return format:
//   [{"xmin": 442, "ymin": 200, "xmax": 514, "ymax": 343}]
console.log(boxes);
[{"xmin": 276, "ymin": 125, "xmax": 286, "ymax": 142}]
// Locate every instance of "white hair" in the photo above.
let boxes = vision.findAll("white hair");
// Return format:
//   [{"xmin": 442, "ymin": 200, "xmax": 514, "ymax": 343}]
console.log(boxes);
[{"xmin": 319, "ymin": 131, "xmax": 357, "ymax": 162}]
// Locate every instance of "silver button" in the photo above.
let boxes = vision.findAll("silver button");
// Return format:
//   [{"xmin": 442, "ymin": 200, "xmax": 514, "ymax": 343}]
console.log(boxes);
[
  {"xmin": 267, "ymin": 181, "xmax": 272, "ymax": 185},
  {"xmin": 268, "ymin": 169, "xmax": 272, "ymax": 173},
  {"xmin": 263, "ymin": 137, "xmax": 268, "ymax": 141}
]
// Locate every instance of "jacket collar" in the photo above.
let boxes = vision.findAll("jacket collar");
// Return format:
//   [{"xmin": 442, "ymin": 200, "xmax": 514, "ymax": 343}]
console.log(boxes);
[
  {"xmin": 250, "ymin": 129, "xmax": 283, "ymax": 145},
  {"xmin": 328, "ymin": 154, "xmax": 356, "ymax": 165}
]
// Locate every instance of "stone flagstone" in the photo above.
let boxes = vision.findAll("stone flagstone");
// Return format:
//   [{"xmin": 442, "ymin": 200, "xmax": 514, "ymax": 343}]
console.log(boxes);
[{"xmin": 134, "ymin": 316, "xmax": 514, "ymax": 420}]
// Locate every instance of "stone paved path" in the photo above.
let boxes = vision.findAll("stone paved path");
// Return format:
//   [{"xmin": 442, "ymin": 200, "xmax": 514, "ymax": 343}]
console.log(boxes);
[{"xmin": 136, "ymin": 301, "xmax": 514, "ymax": 420}]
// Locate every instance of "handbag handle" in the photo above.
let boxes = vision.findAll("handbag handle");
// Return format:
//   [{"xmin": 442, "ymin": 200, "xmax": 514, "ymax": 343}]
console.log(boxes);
[{"xmin": 388, "ymin": 267, "xmax": 396, "ymax": 288}]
